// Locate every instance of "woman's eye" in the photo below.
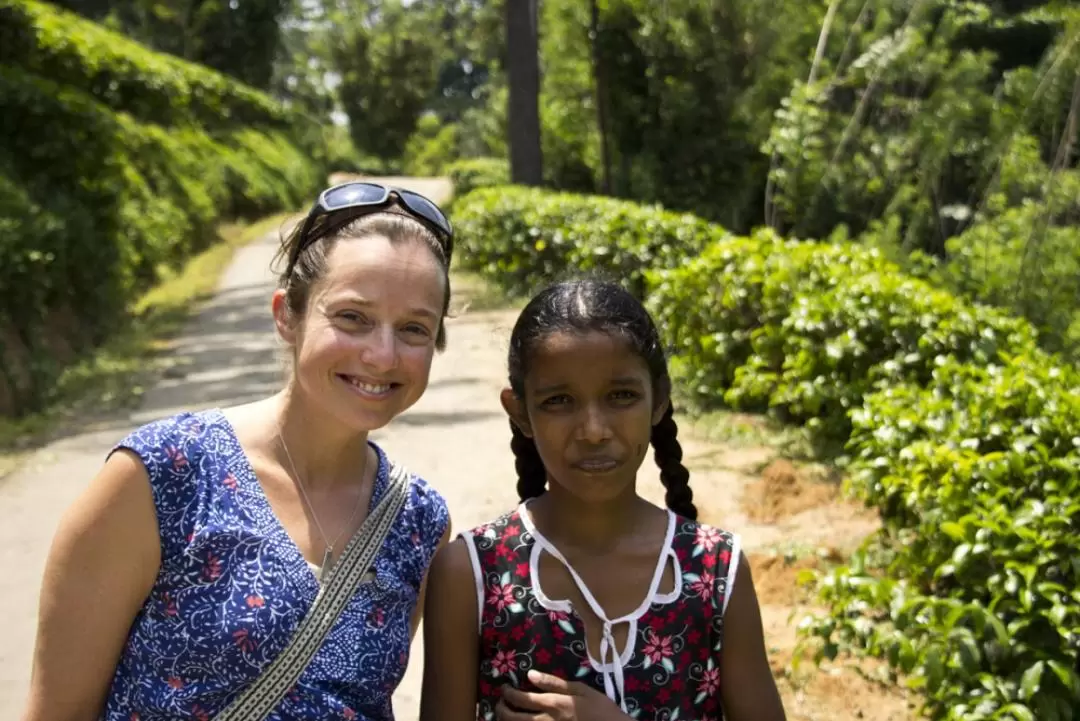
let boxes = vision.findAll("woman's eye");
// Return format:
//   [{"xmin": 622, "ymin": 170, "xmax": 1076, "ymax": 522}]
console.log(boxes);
[{"xmin": 339, "ymin": 311, "xmax": 366, "ymax": 323}]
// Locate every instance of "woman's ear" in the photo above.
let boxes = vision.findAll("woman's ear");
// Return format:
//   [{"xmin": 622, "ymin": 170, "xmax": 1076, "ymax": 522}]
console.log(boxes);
[
  {"xmin": 272, "ymin": 289, "xmax": 299, "ymax": 346},
  {"xmin": 500, "ymin": 388, "xmax": 533, "ymax": 438}
]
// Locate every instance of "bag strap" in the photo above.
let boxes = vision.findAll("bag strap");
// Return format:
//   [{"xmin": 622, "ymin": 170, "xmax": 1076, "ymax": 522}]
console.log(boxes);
[{"xmin": 217, "ymin": 461, "xmax": 411, "ymax": 721}]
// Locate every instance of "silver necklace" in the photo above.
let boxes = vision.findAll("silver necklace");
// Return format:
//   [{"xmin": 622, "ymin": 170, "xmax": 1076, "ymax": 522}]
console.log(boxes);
[{"xmin": 277, "ymin": 427, "xmax": 368, "ymax": 582}]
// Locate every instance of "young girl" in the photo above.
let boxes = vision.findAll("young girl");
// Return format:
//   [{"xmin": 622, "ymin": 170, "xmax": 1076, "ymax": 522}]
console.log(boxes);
[{"xmin": 420, "ymin": 279, "xmax": 786, "ymax": 721}]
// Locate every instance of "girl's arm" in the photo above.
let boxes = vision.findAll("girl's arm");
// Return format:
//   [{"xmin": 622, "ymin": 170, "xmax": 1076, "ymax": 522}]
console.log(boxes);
[
  {"xmin": 419, "ymin": 538, "xmax": 480, "ymax": 721},
  {"xmin": 21, "ymin": 450, "xmax": 161, "ymax": 721},
  {"xmin": 719, "ymin": 553, "xmax": 787, "ymax": 721}
]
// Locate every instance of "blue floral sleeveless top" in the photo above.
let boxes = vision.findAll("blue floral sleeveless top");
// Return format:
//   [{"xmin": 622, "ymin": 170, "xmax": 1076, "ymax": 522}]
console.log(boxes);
[{"xmin": 100, "ymin": 409, "xmax": 450, "ymax": 721}]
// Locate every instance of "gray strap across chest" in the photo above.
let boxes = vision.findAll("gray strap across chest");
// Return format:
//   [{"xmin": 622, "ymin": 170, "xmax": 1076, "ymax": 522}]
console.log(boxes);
[{"xmin": 216, "ymin": 462, "xmax": 410, "ymax": 721}]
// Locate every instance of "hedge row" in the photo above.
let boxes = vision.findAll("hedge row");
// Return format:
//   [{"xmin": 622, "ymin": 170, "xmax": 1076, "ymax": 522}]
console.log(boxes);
[
  {"xmin": 446, "ymin": 157, "xmax": 509, "ymax": 203},
  {"xmin": 0, "ymin": 0, "xmax": 289, "ymax": 129},
  {"xmin": 451, "ymin": 186, "xmax": 726, "ymax": 296},
  {"xmin": 0, "ymin": 4, "xmax": 318, "ymax": 416},
  {"xmin": 453, "ymin": 185, "xmax": 1080, "ymax": 719}
]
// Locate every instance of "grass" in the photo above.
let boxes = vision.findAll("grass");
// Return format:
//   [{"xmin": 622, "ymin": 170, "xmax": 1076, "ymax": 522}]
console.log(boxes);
[{"xmin": 0, "ymin": 212, "xmax": 296, "ymax": 477}]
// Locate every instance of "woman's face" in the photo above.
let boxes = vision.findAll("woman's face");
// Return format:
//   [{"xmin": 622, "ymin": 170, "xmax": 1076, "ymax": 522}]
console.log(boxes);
[{"xmin": 275, "ymin": 232, "xmax": 446, "ymax": 433}]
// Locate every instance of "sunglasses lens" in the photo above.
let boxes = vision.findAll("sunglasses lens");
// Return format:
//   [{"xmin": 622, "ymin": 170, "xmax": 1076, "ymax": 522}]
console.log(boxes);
[
  {"xmin": 399, "ymin": 190, "xmax": 452, "ymax": 236},
  {"xmin": 323, "ymin": 183, "xmax": 388, "ymax": 209}
]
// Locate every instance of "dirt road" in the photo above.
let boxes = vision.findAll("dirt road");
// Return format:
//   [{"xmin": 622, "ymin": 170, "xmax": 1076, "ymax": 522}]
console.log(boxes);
[{"xmin": 0, "ymin": 176, "xmax": 916, "ymax": 720}]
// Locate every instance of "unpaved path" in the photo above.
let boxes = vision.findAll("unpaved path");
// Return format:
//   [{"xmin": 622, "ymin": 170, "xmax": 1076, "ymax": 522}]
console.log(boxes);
[{"xmin": 0, "ymin": 175, "xmax": 914, "ymax": 720}]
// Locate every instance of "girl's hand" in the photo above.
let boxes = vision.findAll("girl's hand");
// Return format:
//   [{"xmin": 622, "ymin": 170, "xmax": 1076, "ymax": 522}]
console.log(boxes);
[{"xmin": 495, "ymin": 670, "xmax": 629, "ymax": 721}]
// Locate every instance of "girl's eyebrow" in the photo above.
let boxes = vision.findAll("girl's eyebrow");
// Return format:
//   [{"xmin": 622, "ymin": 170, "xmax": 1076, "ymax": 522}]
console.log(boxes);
[{"xmin": 532, "ymin": 382, "xmax": 569, "ymax": 395}]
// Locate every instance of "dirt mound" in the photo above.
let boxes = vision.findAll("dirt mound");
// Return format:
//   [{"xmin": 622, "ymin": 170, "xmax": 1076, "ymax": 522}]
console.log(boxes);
[
  {"xmin": 749, "ymin": 552, "xmax": 832, "ymax": 606},
  {"xmin": 743, "ymin": 459, "xmax": 837, "ymax": 523}
]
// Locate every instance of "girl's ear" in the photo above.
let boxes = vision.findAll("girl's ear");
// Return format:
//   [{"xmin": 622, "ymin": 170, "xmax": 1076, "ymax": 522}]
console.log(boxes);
[
  {"xmin": 652, "ymin": 379, "xmax": 672, "ymax": 426},
  {"xmin": 500, "ymin": 388, "xmax": 533, "ymax": 438},
  {"xmin": 272, "ymin": 289, "xmax": 299, "ymax": 346}
]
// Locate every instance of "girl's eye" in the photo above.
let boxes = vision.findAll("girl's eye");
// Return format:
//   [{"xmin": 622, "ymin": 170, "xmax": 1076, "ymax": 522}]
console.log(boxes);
[
  {"xmin": 540, "ymin": 394, "xmax": 572, "ymax": 408},
  {"xmin": 611, "ymin": 389, "xmax": 641, "ymax": 403},
  {"xmin": 403, "ymin": 323, "xmax": 431, "ymax": 337}
]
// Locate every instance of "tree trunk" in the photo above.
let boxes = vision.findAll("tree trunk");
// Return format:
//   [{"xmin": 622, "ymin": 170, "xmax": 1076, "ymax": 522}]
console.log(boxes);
[
  {"xmin": 590, "ymin": 0, "xmax": 612, "ymax": 194},
  {"xmin": 505, "ymin": 0, "xmax": 543, "ymax": 185}
]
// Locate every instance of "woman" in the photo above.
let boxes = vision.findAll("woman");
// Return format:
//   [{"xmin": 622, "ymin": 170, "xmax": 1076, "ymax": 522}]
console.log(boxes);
[{"xmin": 22, "ymin": 183, "xmax": 455, "ymax": 721}]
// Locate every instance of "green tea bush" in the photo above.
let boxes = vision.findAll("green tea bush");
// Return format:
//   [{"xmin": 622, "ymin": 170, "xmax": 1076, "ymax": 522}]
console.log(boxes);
[
  {"xmin": 453, "ymin": 185, "xmax": 726, "ymax": 297},
  {"xmin": 0, "ymin": 0, "xmax": 289, "ymax": 129},
  {"xmin": 0, "ymin": 4, "xmax": 318, "ymax": 416},
  {"xmin": 446, "ymin": 157, "xmax": 509, "ymax": 200},
  {"xmin": 803, "ymin": 353, "xmax": 1080, "ymax": 720}
]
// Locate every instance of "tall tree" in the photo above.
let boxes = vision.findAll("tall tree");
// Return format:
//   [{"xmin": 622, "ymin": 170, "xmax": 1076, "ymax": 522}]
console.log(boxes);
[
  {"xmin": 331, "ymin": 0, "xmax": 440, "ymax": 163},
  {"xmin": 505, "ymin": 0, "xmax": 543, "ymax": 185}
]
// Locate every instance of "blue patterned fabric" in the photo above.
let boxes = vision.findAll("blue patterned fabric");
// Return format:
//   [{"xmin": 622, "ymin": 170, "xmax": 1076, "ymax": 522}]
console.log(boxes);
[{"xmin": 100, "ymin": 409, "xmax": 449, "ymax": 721}]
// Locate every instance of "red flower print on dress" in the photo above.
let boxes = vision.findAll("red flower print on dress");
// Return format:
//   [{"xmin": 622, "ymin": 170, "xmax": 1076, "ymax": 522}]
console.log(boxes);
[
  {"xmin": 492, "ymin": 649, "xmax": 517, "ymax": 675},
  {"xmin": 642, "ymin": 628, "xmax": 676, "ymax": 672},
  {"xmin": 536, "ymin": 648, "xmax": 552, "ymax": 665},
  {"xmin": 246, "ymin": 595, "xmax": 265, "ymax": 608},
  {"xmin": 693, "ymin": 527, "xmax": 722, "ymax": 556},
  {"xmin": 192, "ymin": 706, "xmax": 209, "ymax": 721},
  {"xmin": 232, "ymin": 628, "xmax": 257, "ymax": 653},
  {"xmin": 694, "ymin": 658, "xmax": 721, "ymax": 703},
  {"xmin": 546, "ymin": 608, "xmax": 576, "ymax": 634},
  {"xmin": 718, "ymin": 548, "xmax": 732, "ymax": 566},
  {"xmin": 165, "ymin": 446, "xmax": 188, "ymax": 470},
  {"xmin": 167, "ymin": 677, "xmax": 183, "ymax": 689},
  {"xmin": 487, "ymin": 572, "xmax": 523, "ymax": 613},
  {"xmin": 222, "ymin": 473, "xmax": 238, "ymax": 490},
  {"xmin": 368, "ymin": 607, "xmax": 386, "ymax": 628},
  {"xmin": 343, "ymin": 707, "xmax": 357, "ymax": 720},
  {"xmin": 688, "ymin": 570, "xmax": 716, "ymax": 602},
  {"xmin": 202, "ymin": 553, "xmax": 222, "ymax": 581}
]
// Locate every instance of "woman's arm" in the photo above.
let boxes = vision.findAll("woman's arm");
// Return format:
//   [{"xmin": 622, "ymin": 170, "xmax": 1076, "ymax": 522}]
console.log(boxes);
[
  {"xmin": 411, "ymin": 523, "xmax": 452, "ymax": 640},
  {"xmin": 21, "ymin": 449, "xmax": 161, "ymax": 721},
  {"xmin": 718, "ymin": 553, "xmax": 787, "ymax": 721},
  {"xmin": 419, "ymin": 538, "xmax": 480, "ymax": 721}
]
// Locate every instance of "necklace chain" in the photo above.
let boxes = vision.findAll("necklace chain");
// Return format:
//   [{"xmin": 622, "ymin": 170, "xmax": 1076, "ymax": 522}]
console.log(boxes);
[{"xmin": 277, "ymin": 426, "xmax": 368, "ymax": 581}]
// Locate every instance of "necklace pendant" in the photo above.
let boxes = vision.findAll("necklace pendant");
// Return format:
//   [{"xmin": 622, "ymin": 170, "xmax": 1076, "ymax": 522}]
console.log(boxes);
[{"xmin": 320, "ymin": 547, "xmax": 333, "ymax": 582}]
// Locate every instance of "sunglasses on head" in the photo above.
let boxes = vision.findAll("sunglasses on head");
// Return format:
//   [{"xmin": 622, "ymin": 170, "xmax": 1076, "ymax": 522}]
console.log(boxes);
[{"xmin": 287, "ymin": 182, "xmax": 454, "ymax": 277}]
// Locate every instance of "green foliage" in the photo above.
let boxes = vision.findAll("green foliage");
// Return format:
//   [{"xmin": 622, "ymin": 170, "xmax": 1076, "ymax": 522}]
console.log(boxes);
[
  {"xmin": 647, "ymin": 234, "xmax": 1037, "ymax": 448},
  {"xmin": 802, "ymin": 353, "xmax": 1080, "ymax": 719},
  {"xmin": 446, "ymin": 157, "xmax": 508, "ymax": 199},
  {"xmin": 763, "ymin": 0, "xmax": 1077, "ymax": 253},
  {"xmin": 0, "ymin": 5, "xmax": 316, "ymax": 417},
  {"xmin": 403, "ymin": 114, "xmax": 460, "ymax": 176},
  {"xmin": 0, "ymin": 0, "xmax": 290, "ymax": 128},
  {"xmin": 50, "ymin": 0, "xmax": 288, "ymax": 88},
  {"xmin": 331, "ymin": 0, "xmax": 440, "ymax": 162},
  {"xmin": 452, "ymin": 185, "xmax": 724, "ymax": 298}
]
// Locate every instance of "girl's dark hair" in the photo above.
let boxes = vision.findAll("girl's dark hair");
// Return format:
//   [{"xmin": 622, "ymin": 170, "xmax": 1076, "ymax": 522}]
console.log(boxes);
[
  {"xmin": 506, "ymin": 279, "xmax": 697, "ymax": 520},
  {"xmin": 274, "ymin": 204, "xmax": 452, "ymax": 350}
]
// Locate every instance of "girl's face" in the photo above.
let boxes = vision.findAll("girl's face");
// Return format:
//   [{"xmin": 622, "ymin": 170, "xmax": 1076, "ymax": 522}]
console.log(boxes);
[
  {"xmin": 274, "ymin": 233, "xmax": 446, "ymax": 433},
  {"xmin": 503, "ymin": 330, "xmax": 668, "ymax": 504}
]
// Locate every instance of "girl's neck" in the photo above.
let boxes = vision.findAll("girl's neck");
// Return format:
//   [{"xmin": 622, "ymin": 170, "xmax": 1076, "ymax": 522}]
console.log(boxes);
[
  {"xmin": 527, "ymin": 483, "xmax": 654, "ymax": 553},
  {"xmin": 264, "ymin": 388, "xmax": 371, "ymax": 491}
]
